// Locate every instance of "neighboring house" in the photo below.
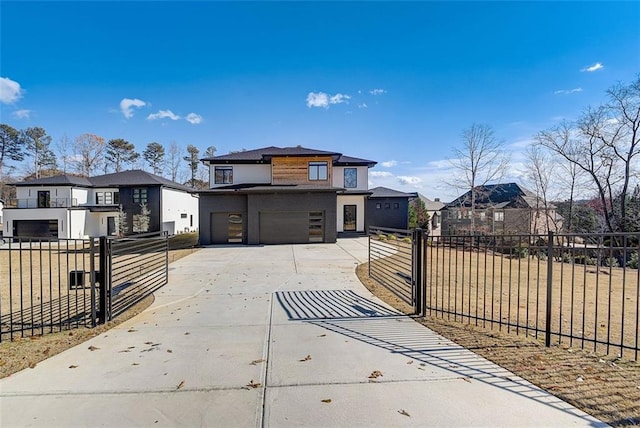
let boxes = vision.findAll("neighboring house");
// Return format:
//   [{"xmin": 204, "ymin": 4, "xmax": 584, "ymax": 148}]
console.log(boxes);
[
  {"xmin": 418, "ymin": 194, "xmax": 445, "ymax": 237},
  {"xmin": 4, "ymin": 170, "xmax": 199, "ymax": 239},
  {"xmin": 367, "ymin": 187, "xmax": 417, "ymax": 231},
  {"xmin": 199, "ymin": 146, "xmax": 376, "ymax": 245},
  {"xmin": 441, "ymin": 183, "xmax": 561, "ymax": 236}
]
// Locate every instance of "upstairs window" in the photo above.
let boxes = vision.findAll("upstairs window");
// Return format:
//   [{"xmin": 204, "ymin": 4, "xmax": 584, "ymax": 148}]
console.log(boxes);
[
  {"xmin": 133, "ymin": 188, "xmax": 148, "ymax": 204},
  {"xmin": 215, "ymin": 166, "xmax": 233, "ymax": 184},
  {"xmin": 494, "ymin": 211, "xmax": 504, "ymax": 222},
  {"xmin": 308, "ymin": 161, "xmax": 328, "ymax": 181},
  {"xmin": 96, "ymin": 192, "xmax": 104, "ymax": 205},
  {"xmin": 344, "ymin": 168, "xmax": 357, "ymax": 188}
]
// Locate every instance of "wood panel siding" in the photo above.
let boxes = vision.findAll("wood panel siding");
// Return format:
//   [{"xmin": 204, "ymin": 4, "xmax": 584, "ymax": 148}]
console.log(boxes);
[{"xmin": 271, "ymin": 156, "xmax": 333, "ymax": 187}]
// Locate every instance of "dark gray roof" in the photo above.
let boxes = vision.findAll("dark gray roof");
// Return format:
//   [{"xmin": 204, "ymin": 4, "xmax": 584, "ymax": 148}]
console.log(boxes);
[
  {"xmin": 14, "ymin": 175, "xmax": 93, "ymax": 187},
  {"xmin": 15, "ymin": 170, "xmax": 193, "ymax": 192},
  {"xmin": 202, "ymin": 146, "xmax": 376, "ymax": 167},
  {"xmin": 445, "ymin": 183, "xmax": 538, "ymax": 209},
  {"xmin": 418, "ymin": 194, "xmax": 445, "ymax": 211},
  {"xmin": 90, "ymin": 170, "xmax": 193, "ymax": 191},
  {"xmin": 369, "ymin": 186, "xmax": 418, "ymax": 198}
]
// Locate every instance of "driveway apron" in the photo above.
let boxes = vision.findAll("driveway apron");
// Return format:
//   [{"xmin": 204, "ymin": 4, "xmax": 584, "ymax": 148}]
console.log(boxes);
[{"xmin": 0, "ymin": 238, "xmax": 606, "ymax": 427}]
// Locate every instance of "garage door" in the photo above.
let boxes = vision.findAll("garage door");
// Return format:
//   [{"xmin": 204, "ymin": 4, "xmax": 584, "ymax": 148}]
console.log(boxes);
[
  {"xmin": 259, "ymin": 212, "xmax": 312, "ymax": 244},
  {"xmin": 14, "ymin": 220, "xmax": 59, "ymax": 238}
]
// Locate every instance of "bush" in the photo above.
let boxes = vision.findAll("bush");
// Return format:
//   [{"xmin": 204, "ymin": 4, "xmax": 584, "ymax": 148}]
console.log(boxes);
[
  {"xmin": 378, "ymin": 234, "xmax": 387, "ymax": 241},
  {"xmin": 511, "ymin": 244, "xmax": 529, "ymax": 259},
  {"xmin": 402, "ymin": 237, "xmax": 411, "ymax": 243},
  {"xmin": 388, "ymin": 234, "xmax": 398, "ymax": 240},
  {"xmin": 626, "ymin": 252, "xmax": 638, "ymax": 269},
  {"xmin": 603, "ymin": 257, "xmax": 619, "ymax": 268}
]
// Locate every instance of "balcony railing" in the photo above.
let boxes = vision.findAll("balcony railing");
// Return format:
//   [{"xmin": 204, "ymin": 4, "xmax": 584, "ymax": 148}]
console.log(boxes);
[{"xmin": 7, "ymin": 198, "xmax": 79, "ymax": 208}]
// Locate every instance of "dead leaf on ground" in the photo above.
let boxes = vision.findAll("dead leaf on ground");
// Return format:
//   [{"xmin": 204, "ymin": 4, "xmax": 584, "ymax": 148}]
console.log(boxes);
[
  {"xmin": 184, "ymin": 332, "xmax": 190, "ymax": 335},
  {"xmin": 127, "ymin": 329, "xmax": 137, "ymax": 333},
  {"xmin": 167, "ymin": 349, "xmax": 173, "ymax": 353},
  {"xmin": 177, "ymin": 380, "xmax": 185, "ymax": 390},
  {"xmin": 369, "ymin": 370, "xmax": 383, "ymax": 379},
  {"xmin": 459, "ymin": 377, "xmax": 472, "ymax": 383},
  {"xmin": 318, "ymin": 334, "xmax": 327, "ymax": 337},
  {"xmin": 398, "ymin": 409, "xmax": 411, "ymax": 417},
  {"xmin": 69, "ymin": 365, "xmax": 78, "ymax": 369},
  {"xmin": 299, "ymin": 355, "xmax": 312, "ymax": 362},
  {"xmin": 250, "ymin": 359, "xmax": 266, "ymax": 365},
  {"xmin": 88, "ymin": 345, "xmax": 99, "ymax": 351},
  {"xmin": 246, "ymin": 379, "xmax": 262, "ymax": 389},
  {"xmin": 29, "ymin": 362, "xmax": 37, "ymax": 369},
  {"xmin": 321, "ymin": 399, "xmax": 332, "ymax": 403},
  {"xmin": 132, "ymin": 363, "xmax": 139, "ymax": 366},
  {"xmin": 406, "ymin": 360, "xmax": 413, "ymax": 365}
]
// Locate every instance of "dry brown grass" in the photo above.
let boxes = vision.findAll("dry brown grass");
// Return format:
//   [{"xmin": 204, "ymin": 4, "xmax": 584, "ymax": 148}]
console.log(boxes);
[
  {"xmin": 372, "ymin": 237, "xmax": 640, "ymax": 358},
  {"xmin": 357, "ymin": 262, "xmax": 640, "ymax": 427}
]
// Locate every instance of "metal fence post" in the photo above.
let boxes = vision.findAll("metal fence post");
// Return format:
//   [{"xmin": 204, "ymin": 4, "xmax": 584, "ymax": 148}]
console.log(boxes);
[
  {"xmin": 413, "ymin": 228, "xmax": 424, "ymax": 316},
  {"xmin": 98, "ymin": 236, "xmax": 110, "ymax": 324},
  {"xmin": 90, "ymin": 238, "xmax": 97, "ymax": 327},
  {"xmin": 545, "ymin": 231, "xmax": 554, "ymax": 347}
]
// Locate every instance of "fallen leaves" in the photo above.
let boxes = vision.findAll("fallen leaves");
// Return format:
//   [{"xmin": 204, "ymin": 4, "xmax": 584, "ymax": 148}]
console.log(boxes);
[
  {"xmin": 88, "ymin": 345, "xmax": 99, "ymax": 351},
  {"xmin": 398, "ymin": 409, "xmax": 410, "ymax": 417},
  {"xmin": 246, "ymin": 379, "xmax": 262, "ymax": 389},
  {"xmin": 250, "ymin": 359, "xmax": 266, "ymax": 365},
  {"xmin": 299, "ymin": 355, "xmax": 312, "ymax": 362},
  {"xmin": 368, "ymin": 370, "xmax": 383, "ymax": 379},
  {"xmin": 69, "ymin": 365, "xmax": 78, "ymax": 369},
  {"xmin": 176, "ymin": 380, "xmax": 185, "ymax": 390},
  {"xmin": 321, "ymin": 399, "xmax": 332, "ymax": 404}
]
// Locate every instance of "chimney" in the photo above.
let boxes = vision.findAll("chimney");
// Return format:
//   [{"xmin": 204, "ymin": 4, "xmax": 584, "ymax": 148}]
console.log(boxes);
[{"xmin": 435, "ymin": 198, "xmax": 440, "ymax": 202}]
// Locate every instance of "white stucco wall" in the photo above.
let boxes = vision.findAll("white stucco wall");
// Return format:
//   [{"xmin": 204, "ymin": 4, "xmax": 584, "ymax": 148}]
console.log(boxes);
[
  {"xmin": 4, "ymin": 208, "xmax": 69, "ymax": 238},
  {"xmin": 208, "ymin": 164, "xmax": 271, "ymax": 188},
  {"xmin": 161, "ymin": 188, "xmax": 199, "ymax": 234},
  {"xmin": 336, "ymin": 195, "xmax": 366, "ymax": 233},
  {"xmin": 332, "ymin": 166, "xmax": 369, "ymax": 191}
]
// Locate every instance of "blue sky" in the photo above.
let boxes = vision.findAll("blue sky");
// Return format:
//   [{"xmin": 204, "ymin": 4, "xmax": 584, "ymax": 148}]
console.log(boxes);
[{"xmin": 1, "ymin": 1, "xmax": 639, "ymax": 200}]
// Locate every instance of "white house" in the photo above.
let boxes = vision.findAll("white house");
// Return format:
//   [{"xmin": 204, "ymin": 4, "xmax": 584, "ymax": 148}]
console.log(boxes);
[{"xmin": 4, "ymin": 170, "xmax": 199, "ymax": 239}]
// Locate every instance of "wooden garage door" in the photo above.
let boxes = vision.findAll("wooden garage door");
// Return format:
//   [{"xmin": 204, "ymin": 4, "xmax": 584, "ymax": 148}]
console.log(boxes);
[{"xmin": 259, "ymin": 212, "xmax": 311, "ymax": 244}]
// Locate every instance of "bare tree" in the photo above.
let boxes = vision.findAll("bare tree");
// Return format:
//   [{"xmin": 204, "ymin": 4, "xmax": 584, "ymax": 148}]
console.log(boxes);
[
  {"xmin": 448, "ymin": 123, "xmax": 510, "ymax": 232},
  {"xmin": 538, "ymin": 76, "xmax": 640, "ymax": 233},
  {"xmin": 73, "ymin": 133, "xmax": 105, "ymax": 177},
  {"xmin": 183, "ymin": 144, "xmax": 199, "ymax": 188},
  {"xmin": 167, "ymin": 141, "xmax": 182, "ymax": 182},
  {"xmin": 525, "ymin": 145, "xmax": 554, "ymax": 233},
  {"xmin": 55, "ymin": 134, "xmax": 72, "ymax": 174}
]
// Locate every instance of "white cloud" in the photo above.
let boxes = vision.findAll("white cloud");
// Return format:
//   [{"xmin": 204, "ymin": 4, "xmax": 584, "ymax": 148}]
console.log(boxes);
[
  {"xmin": 381, "ymin": 160, "xmax": 398, "ymax": 168},
  {"xmin": 0, "ymin": 77, "xmax": 23, "ymax": 104},
  {"xmin": 581, "ymin": 62, "xmax": 604, "ymax": 72},
  {"xmin": 398, "ymin": 176, "xmax": 422, "ymax": 185},
  {"xmin": 370, "ymin": 88, "xmax": 386, "ymax": 95},
  {"xmin": 120, "ymin": 98, "xmax": 147, "ymax": 118},
  {"xmin": 370, "ymin": 171, "xmax": 394, "ymax": 178},
  {"xmin": 554, "ymin": 87, "xmax": 583, "ymax": 95},
  {"xmin": 147, "ymin": 110, "xmax": 180, "ymax": 121},
  {"xmin": 185, "ymin": 113, "xmax": 203, "ymax": 124},
  {"xmin": 358, "ymin": 103, "xmax": 368, "ymax": 109},
  {"xmin": 13, "ymin": 109, "xmax": 31, "ymax": 119},
  {"xmin": 306, "ymin": 92, "xmax": 330, "ymax": 108},
  {"xmin": 306, "ymin": 91, "xmax": 352, "ymax": 108},
  {"xmin": 329, "ymin": 93, "xmax": 350, "ymax": 104}
]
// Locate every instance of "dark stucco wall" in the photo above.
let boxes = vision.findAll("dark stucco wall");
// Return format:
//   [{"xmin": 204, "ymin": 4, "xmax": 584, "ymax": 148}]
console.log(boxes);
[
  {"xmin": 366, "ymin": 197, "xmax": 410, "ymax": 230},
  {"xmin": 119, "ymin": 186, "xmax": 161, "ymax": 234},
  {"xmin": 198, "ymin": 191, "xmax": 337, "ymax": 245}
]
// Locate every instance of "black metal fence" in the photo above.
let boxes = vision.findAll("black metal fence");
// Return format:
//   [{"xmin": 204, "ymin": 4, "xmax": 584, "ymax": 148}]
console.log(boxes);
[
  {"xmin": 368, "ymin": 226, "xmax": 421, "ymax": 313},
  {"xmin": 0, "ymin": 232, "xmax": 169, "ymax": 342},
  {"xmin": 368, "ymin": 228, "xmax": 640, "ymax": 360}
]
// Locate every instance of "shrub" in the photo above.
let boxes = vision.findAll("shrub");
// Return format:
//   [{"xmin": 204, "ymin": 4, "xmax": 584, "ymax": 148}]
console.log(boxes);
[
  {"xmin": 378, "ymin": 234, "xmax": 387, "ymax": 241},
  {"xmin": 604, "ymin": 257, "xmax": 619, "ymax": 268},
  {"xmin": 402, "ymin": 237, "xmax": 412, "ymax": 243},
  {"xmin": 388, "ymin": 234, "xmax": 398, "ymax": 240},
  {"xmin": 511, "ymin": 244, "xmax": 529, "ymax": 259},
  {"xmin": 626, "ymin": 252, "xmax": 638, "ymax": 269}
]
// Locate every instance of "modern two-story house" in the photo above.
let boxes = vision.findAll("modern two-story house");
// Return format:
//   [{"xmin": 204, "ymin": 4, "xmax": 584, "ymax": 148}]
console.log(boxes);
[
  {"xmin": 199, "ymin": 146, "xmax": 376, "ymax": 245},
  {"xmin": 3, "ymin": 170, "xmax": 199, "ymax": 239}
]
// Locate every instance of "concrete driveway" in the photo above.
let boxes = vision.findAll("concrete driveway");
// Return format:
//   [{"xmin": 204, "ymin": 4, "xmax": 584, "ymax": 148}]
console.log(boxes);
[{"xmin": 0, "ymin": 238, "xmax": 605, "ymax": 427}]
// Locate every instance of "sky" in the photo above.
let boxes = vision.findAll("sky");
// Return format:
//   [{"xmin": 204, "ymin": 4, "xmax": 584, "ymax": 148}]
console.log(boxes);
[{"xmin": 1, "ymin": 1, "xmax": 639, "ymax": 201}]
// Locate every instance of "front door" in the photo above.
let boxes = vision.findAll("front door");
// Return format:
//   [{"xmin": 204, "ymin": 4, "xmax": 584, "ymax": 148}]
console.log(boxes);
[
  {"xmin": 107, "ymin": 216, "xmax": 116, "ymax": 236},
  {"xmin": 344, "ymin": 205, "xmax": 357, "ymax": 232}
]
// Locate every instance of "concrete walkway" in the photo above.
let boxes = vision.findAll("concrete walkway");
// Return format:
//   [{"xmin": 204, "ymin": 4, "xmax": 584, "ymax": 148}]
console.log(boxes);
[{"xmin": 1, "ymin": 238, "xmax": 606, "ymax": 427}]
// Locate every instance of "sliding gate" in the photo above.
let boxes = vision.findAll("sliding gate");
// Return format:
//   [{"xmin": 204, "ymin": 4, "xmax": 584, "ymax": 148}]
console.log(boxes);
[{"xmin": 368, "ymin": 226, "xmax": 424, "ymax": 315}]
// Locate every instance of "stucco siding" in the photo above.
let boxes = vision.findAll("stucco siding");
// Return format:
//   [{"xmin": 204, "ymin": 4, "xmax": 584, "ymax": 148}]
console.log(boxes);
[
  {"xmin": 336, "ymin": 195, "xmax": 366, "ymax": 232},
  {"xmin": 209, "ymin": 164, "xmax": 271, "ymax": 188}
]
